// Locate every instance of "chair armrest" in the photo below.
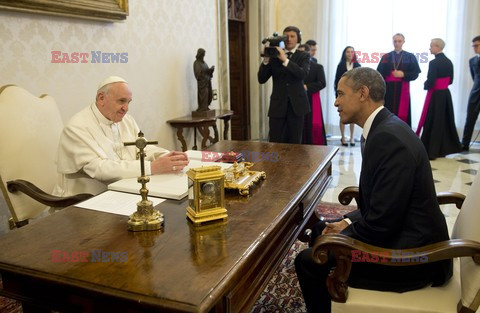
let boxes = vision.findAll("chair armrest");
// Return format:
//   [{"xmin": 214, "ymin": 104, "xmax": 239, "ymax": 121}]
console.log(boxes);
[
  {"xmin": 311, "ymin": 234, "xmax": 480, "ymax": 303},
  {"xmin": 437, "ymin": 191, "xmax": 465, "ymax": 209},
  {"xmin": 7, "ymin": 179, "xmax": 93, "ymax": 208},
  {"xmin": 338, "ymin": 188, "xmax": 465, "ymax": 209},
  {"xmin": 338, "ymin": 186, "xmax": 359, "ymax": 205}
]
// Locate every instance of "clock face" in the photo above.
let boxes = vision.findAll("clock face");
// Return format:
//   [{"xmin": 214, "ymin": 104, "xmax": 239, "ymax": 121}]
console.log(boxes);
[
  {"xmin": 199, "ymin": 180, "xmax": 221, "ymax": 210},
  {"xmin": 202, "ymin": 182, "xmax": 215, "ymax": 194}
]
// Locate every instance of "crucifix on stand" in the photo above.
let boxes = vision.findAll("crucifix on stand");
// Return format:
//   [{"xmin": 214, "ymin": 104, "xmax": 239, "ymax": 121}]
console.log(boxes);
[{"xmin": 124, "ymin": 131, "xmax": 164, "ymax": 231}]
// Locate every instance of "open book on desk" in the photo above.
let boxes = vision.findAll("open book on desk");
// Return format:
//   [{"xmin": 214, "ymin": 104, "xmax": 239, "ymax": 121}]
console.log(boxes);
[{"xmin": 108, "ymin": 154, "xmax": 232, "ymax": 200}]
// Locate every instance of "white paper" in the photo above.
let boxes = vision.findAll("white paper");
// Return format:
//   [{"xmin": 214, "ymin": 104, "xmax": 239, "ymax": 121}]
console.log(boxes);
[
  {"xmin": 108, "ymin": 160, "xmax": 232, "ymax": 200},
  {"xmin": 75, "ymin": 190, "xmax": 165, "ymax": 216}
]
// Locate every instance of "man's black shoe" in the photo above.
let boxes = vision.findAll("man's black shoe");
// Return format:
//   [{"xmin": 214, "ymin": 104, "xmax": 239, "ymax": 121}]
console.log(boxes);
[{"xmin": 462, "ymin": 144, "xmax": 470, "ymax": 151}]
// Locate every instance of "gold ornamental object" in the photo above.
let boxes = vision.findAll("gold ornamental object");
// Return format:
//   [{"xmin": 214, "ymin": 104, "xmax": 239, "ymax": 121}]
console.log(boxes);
[
  {"xmin": 124, "ymin": 132, "xmax": 164, "ymax": 231},
  {"xmin": 224, "ymin": 162, "xmax": 266, "ymax": 196},
  {"xmin": 186, "ymin": 166, "xmax": 227, "ymax": 225}
]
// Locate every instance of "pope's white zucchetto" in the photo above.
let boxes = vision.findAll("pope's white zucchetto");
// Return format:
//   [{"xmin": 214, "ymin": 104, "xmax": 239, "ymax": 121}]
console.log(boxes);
[{"xmin": 97, "ymin": 76, "xmax": 127, "ymax": 91}]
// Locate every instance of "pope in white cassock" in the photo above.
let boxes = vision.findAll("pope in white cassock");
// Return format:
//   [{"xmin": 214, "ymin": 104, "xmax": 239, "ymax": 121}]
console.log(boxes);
[{"xmin": 53, "ymin": 76, "xmax": 189, "ymax": 197}]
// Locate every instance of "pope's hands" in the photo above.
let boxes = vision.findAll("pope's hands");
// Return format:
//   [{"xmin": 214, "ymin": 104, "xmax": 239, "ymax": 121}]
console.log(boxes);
[{"xmin": 151, "ymin": 151, "xmax": 189, "ymax": 174}]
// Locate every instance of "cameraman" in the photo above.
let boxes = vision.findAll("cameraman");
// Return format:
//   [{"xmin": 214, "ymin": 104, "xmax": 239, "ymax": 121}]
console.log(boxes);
[{"xmin": 258, "ymin": 25, "xmax": 311, "ymax": 144}]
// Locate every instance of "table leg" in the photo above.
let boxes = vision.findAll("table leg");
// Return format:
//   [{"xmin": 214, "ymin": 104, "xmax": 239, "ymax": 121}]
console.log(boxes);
[
  {"xmin": 175, "ymin": 127, "xmax": 188, "ymax": 152},
  {"xmin": 193, "ymin": 128, "xmax": 198, "ymax": 150},
  {"xmin": 199, "ymin": 126, "xmax": 210, "ymax": 150},
  {"xmin": 212, "ymin": 124, "xmax": 219, "ymax": 144},
  {"xmin": 222, "ymin": 117, "xmax": 231, "ymax": 140}
]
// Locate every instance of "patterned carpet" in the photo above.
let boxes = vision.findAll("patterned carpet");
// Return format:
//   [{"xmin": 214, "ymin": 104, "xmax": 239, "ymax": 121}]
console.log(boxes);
[
  {"xmin": 0, "ymin": 279, "xmax": 22, "ymax": 313},
  {"xmin": 250, "ymin": 202, "xmax": 356, "ymax": 313},
  {"xmin": 0, "ymin": 202, "xmax": 355, "ymax": 313}
]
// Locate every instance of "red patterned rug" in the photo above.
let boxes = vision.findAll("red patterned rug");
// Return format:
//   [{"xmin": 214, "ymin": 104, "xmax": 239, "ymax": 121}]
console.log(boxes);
[
  {"xmin": 0, "ymin": 202, "xmax": 355, "ymax": 313},
  {"xmin": 0, "ymin": 279, "xmax": 22, "ymax": 313},
  {"xmin": 250, "ymin": 201, "xmax": 356, "ymax": 313}
]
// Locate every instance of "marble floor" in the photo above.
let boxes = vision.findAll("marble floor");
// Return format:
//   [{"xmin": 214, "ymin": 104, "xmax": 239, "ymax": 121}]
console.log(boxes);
[{"xmin": 322, "ymin": 137, "xmax": 480, "ymax": 235}]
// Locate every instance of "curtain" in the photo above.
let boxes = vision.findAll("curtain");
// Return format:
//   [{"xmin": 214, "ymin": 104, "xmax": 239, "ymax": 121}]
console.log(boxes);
[{"xmin": 317, "ymin": 0, "xmax": 480, "ymax": 137}]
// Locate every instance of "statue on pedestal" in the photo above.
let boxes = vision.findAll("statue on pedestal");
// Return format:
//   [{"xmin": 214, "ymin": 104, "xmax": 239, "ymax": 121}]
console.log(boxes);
[{"xmin": 193, "ymin": 48, "xmax": 215, "ymax": 117}]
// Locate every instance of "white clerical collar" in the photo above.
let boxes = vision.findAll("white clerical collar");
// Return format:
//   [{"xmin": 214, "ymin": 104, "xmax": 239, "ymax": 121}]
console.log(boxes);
[
  {"xmin": 91, "ymin": 102, "xmax": 114, "ymax": 126},
  {"xmin": 362, "ymin": 106, "xmax": 384, "ymax": 140}
]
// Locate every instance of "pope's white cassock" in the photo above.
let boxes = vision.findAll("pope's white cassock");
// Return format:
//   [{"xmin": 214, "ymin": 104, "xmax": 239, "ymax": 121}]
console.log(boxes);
[{"xmin": 53, "ymin": 102, "xmax": 168, "ymax": 197}]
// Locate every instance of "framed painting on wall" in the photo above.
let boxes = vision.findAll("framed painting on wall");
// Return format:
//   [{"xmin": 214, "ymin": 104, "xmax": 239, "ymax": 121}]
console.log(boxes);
[{"xmin": 0, "ymin": 0, "xmax": 128, "ymax": 22}]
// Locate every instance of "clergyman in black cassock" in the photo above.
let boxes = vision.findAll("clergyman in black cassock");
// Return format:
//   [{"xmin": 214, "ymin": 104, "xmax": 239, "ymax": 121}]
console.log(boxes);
[
  {"xmin": 417, "ymin": 38, "xmax": 461, "ymax": 159},
  {"xmin": 377, "ymin": 33, "xmax": 421, "ymax": 126},
  {"xmin": 300, "ymin": 43, "xmax": 327, "ymax": 145}
]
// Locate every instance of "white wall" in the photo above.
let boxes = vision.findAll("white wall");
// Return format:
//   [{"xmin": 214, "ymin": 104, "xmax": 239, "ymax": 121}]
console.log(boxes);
[
  {"xmin": 0, "ymin": 0, "xmax": 220, "ymax": 150},
  {"xmin": 0, "ymin": 0, "xmax": 222, "ymax": 231}
]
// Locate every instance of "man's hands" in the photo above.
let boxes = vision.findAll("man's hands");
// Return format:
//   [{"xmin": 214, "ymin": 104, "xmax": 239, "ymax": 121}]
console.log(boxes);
[
  {"xmin": 392, "ymin": 70, "xmax": 405, "ymax": 78},
  {"xmin": 151, "ymin": 151, "xmax": 189, "ymax": 174},
  {"xmin": 276, "ymin": 46, "xmax": 287, "ymax": 63},
  {"xmin": 260, "ymin": 45, "xmax": 288, "ymax": 63},
  {"xmin": 322, "ymin": 220, "xmax": 349, "ymax": 235}
]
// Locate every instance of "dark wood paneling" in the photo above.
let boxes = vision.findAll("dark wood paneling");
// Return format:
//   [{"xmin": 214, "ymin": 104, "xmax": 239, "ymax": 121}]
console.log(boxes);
[{"xmin": 228, "ymin": 0, "xmax": 250, "ymax": 141}]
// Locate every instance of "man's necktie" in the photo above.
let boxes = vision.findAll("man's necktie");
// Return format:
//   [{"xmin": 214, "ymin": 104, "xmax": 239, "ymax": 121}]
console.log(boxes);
[
  {"xmin": 286, "ymin": 52, "xmax": 293, "ymax": 59},
  {"xmin": 361, "ymin": 136, "xmax": 366, "ymax": 157}
]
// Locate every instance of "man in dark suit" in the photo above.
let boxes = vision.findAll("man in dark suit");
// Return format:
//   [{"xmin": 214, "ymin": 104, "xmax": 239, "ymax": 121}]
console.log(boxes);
[
  {"xmin": 295, "ymin": 67, "xmax": 452, "ymax": 313},
  {"xmin": 461, "ymin": 35, "xmax": 480, "ymax": 151},
  {"xmin": 305, "ymin": 39, "xmax": 318, "ymax": 63},
  {"xmin": 258, "ymin": 25, "xmax": 310, "ymax": 144}
]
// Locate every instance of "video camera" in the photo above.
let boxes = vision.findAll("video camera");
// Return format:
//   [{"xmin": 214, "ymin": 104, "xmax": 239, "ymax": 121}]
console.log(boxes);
[{"xmin": 261, "ymin": 32, "xmax": 287, "ymax": 58}]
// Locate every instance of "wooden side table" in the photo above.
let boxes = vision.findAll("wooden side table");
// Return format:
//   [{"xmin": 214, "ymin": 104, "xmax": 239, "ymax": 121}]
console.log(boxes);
[{"xmin": 167, "ymin": 110, "xmax": 234, "ymax": 151}]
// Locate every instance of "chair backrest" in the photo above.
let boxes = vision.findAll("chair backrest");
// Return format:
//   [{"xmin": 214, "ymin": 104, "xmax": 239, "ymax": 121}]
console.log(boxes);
[
  {"xmin": 452, "ymin": 174, "xmax": 480, "ymax": 312},
  {"xmin": 0, "ymin": 85, "xmax": 64, "ymax": 222}
]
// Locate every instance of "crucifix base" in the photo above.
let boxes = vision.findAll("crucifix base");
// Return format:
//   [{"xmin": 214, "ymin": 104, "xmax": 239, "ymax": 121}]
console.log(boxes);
[{"xmin": 127, "ymin": 199, "xmax": 164, "ymax": 231}]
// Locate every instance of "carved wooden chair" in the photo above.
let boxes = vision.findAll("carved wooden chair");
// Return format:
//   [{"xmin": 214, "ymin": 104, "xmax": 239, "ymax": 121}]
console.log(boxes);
[
  {"xmin": 0, "ymin": 85, "xmax": 92, "ymax": 229},
  {"xmin": 312, "ymin": 176, "xmax": 480, "ymax": 313}
]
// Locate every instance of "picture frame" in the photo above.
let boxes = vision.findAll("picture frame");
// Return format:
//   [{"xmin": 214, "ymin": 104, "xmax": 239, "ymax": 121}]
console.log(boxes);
[{"xmin": 0, "ymin": 0, "xmax": 128, "ymax": 22}]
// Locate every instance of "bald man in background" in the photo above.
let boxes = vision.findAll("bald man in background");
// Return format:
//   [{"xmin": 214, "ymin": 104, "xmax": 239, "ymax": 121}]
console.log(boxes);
[{"xmin": 54, "ymin": 76, "xmax": 189, "ymax": 197}]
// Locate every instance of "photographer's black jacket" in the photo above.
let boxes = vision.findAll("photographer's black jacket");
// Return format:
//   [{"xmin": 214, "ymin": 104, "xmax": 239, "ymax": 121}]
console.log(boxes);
[{"xmin": 258, "ymin": 50, "xmax": 311, "ymax": 118}]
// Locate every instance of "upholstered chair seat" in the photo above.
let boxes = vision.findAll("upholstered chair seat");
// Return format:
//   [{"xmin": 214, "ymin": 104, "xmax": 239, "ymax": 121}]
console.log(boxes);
[{"xmin": 0, "ymin": 85, "xmax": 92, "ymax": 228}]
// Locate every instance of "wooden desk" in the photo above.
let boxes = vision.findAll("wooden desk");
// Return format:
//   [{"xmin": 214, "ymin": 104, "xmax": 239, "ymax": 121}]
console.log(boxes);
[
  {"xmin": 0, "ymin": 141, "xmax": 337, "ymax": 313},
  {"xmin": 167, "ymin": 110, "xmax": 234, "ymax": 151}
]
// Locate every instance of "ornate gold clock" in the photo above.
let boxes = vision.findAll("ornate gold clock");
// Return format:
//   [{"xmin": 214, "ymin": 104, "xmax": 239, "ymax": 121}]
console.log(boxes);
[{"xmin": 186, "ymin": 165, "xmax": 227, "ymax": 225}]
